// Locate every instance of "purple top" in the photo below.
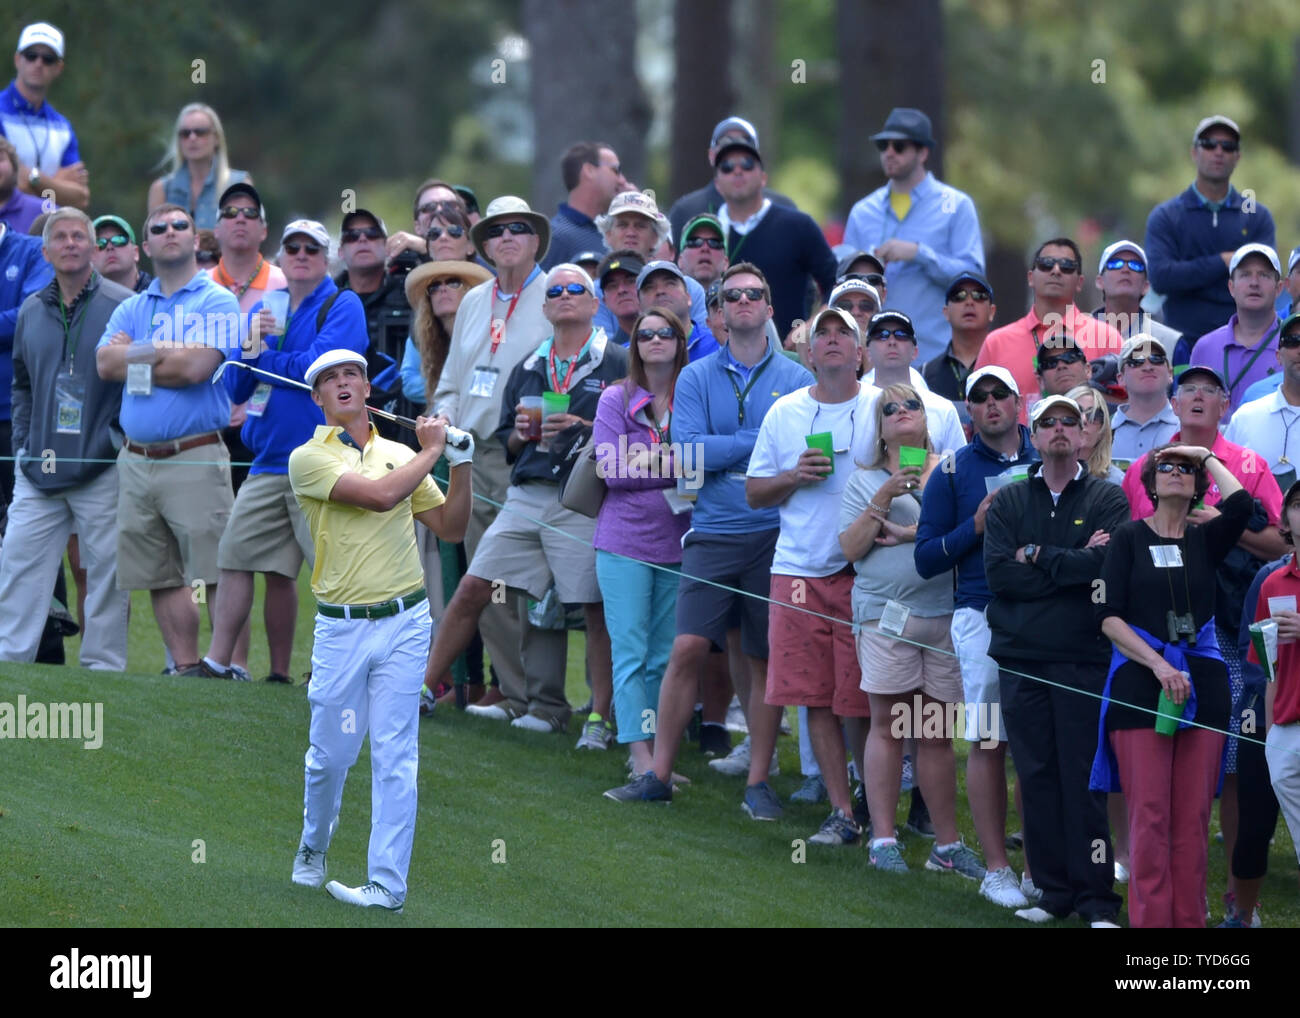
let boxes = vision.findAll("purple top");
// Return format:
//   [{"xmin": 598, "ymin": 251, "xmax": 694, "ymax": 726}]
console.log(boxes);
[
  {"xmin": 1190, "ymin": 313, "xmax": 1282, "ymax": 420},
  {"xmin": 592, "ymin": 382, "xmax": 691, "ymax": 563},
  {"xmin": 0, "ymin": 189, "xmax": 43, "ymax": 234}
]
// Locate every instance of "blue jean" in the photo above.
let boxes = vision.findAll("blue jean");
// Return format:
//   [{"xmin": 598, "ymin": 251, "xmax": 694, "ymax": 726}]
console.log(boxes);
[{"xmin": 595, "ymin": 550, "xmax": 679, "ymax": 744}]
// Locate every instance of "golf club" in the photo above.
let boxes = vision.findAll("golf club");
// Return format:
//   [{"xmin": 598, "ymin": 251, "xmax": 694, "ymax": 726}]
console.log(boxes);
[{"xmin": 211, "ymin": 359, "xmax": 472, "ymax": 450}]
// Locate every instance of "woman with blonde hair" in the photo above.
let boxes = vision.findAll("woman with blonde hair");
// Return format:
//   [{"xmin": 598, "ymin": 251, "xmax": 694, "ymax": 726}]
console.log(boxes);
[
  {"xmin": 146, "ymin": 103, "xmax": 250, "ymax": 228},
  {"xmin": 1068, "ymin": 384, "xmax": 1124, "ymax": 485}
]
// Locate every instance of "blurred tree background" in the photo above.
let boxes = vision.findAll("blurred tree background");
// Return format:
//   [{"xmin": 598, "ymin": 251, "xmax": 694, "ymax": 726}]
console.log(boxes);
[{"xmin": 16, "ymin": 0, "xmax": 1300, "ymax": 323}]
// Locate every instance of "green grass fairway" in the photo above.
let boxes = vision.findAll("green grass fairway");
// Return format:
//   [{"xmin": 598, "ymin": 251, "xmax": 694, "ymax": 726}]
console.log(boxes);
[{"xmin": 2, "ymin": 576, "xmax": 1296, "ymax": 926}]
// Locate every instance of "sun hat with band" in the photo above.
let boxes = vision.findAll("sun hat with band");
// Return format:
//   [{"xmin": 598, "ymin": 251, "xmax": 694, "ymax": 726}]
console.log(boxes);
[
  {"xmin": 469, "ymin": 195, "xmax": 550, "ymax": 267},
  {"xmin": 404, "ymin": 259, "xmax": 493, "ymax": 309}
]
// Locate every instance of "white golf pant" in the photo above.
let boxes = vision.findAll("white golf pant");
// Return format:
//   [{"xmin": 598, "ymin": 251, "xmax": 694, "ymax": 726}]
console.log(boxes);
[
  {"xmin": 0, "ymin": 466, "xmax": 128, "ymax": 670},
  {"xmin": 300, "ymin": 599, "xmax": 433, "ymax": 901}
]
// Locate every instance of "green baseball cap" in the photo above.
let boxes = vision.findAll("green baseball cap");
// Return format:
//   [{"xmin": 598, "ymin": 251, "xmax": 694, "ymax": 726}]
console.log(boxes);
[
  {"xmin": 680, "ymin": 213, "xmax": 723, "ymax": 246},
  {"xmin": 92, "ymin": 215, "xmax": 135, "ymax": 245}
]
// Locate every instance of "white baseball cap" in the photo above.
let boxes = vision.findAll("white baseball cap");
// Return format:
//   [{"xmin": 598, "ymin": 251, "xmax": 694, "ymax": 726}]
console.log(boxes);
[
  {"xmin": 1030, "ymin": 394, "xmax": 1082, "ymax": 427},
  {"xmin": 1193, "ymin": 115, "xmax": 1240, "ymax": 143},
  {"xmin": 830, "ymin": 279, "xmax": 882, "ymax": 309},
  {"xmin": 1228, "ymin": 242, "xmax": 1280, "ymax": 276},
  {"xmin": 1098, "ymin": 240, "xmax": 1147, "ymax": 275},
  {"xmin": 280, "ymin": 219, "xmax": 330, "ymax": 249},
  {"xmin": 305, "ymin": 349, "xmax": 367, "ymax": 387},
  {"xmin": 807, "ymin": 306, "xmax": 861, "ymax": 344},
  {"xmin": 17, "ymin": 22, "xmax": 64, "ymax": 58},
  {"xmin": 964, "ymin": 365, "xmax": 1019, "ymax": 399}
]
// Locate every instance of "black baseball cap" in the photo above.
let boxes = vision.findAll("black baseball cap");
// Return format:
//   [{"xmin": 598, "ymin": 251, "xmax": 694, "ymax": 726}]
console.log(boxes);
[
  {"xmin": 945, "ymin": 271, "xmax": 994, "ymax": 302},
  {"xmin": 836, "ymin": 250, "xmax": 885, "ymax": 280},
  {"xmin": 218, "ymin": 181, "xmax": 264, "ymax": 219}
]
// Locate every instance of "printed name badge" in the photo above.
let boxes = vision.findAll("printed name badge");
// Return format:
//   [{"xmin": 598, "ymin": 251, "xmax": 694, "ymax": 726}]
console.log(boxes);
[
  {"xmin": 469, "ymin": 366, "xmax": 499, "ymax": 399},
  {"xmin": 1149, "ymin": 544, "xmax": 1184, "ymax": 568},
  {"xmin": 245, "ymin": 382, "xmax": 273, "ymax": 418},
  {"xmin": 126, "ymin": 362, "xmax": 152, "ymax": 396},
  {"xmin": 878, "ymin": 599, "xmax": 910, "ymax": 637},
  {"xmin": 1270, "ymin": 595, "xmax": 1298, "ymax": 645},
  {"xmin": 662, "ymin": 488, "xmax": 694, "ymax": 515},
  {"xmin": 55, "ymin": 374, "xmax": 85, "ymax": 435}
]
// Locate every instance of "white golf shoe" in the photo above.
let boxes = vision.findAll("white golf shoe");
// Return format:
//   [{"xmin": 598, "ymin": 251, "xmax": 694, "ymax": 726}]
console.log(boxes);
[
  {"xmin": 291, "ymin": 845, "xmax": 327, "ymax": 887},
  {"xmin": 325, "ymin": 879, "xmax": 403, "ymax": 912}
]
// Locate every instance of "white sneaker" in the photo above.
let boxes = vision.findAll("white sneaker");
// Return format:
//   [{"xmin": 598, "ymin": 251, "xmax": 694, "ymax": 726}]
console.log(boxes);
[
  {"xmin": 325, "ymin": 879, "xmax": 403, "ymax": 912},
  {"xmin": 980, "ymin": 866, "xmax": 1030, "ymax": 909},
  {"xmin": 1113, "ymin": 860, "xmax": 1129, "ymax": 884},
  {"xmin": 465, "ymin": 703, "xmax": 512, "ymax": 721},
  {"xmin": 1014, "ymin": 906, "xmax": 1057, "ymax": 923},
  {"xmin": 511, "ymin": 713, "xmax": 559, "ymax": 733},
  {"xmin": 291, "ymin": 845, "xmax": 326, "ymax": 887},
  {"xmin": 724, "ymin": 697, "xmax": 748, "ymax": 733},
  {"xmin": 1091, "ymin": 919, "xmax": 1121, "ymax": 928},
  {"xmin": 707, "ymin": 735, "xmax": 778, "ymax": 777},
  {"xmin": 419, "ymin": 686, "xmax": 437, "ymax": 717},
  {"xmin": 1020, "ymin": 873, "xmax": 1043, "ymax": 904}
]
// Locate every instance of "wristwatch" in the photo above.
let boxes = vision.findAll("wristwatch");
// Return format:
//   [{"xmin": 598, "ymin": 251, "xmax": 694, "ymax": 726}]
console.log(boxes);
[{"xmin": 1023, "ymin": 543, "xmax": 1039, "ymax": 564}]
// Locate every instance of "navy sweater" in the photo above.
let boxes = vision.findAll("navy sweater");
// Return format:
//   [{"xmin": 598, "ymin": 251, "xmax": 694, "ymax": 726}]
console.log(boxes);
[{"xmin": 722, "ymin": 203, "xmax": 837, "ymax": 337}]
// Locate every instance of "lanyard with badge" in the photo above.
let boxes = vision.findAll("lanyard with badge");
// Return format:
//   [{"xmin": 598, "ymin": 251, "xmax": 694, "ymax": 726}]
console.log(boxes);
[
  {"xmin": 727, "ymin": 355, "xmax": 771, "ymax": 426},
  {"xmin": 246, "ymin": 304, "xmax": 283, "ymax": 418},
  {"xmin": 1223, "ymin": 322, "xmax": 1279, "ymax": 401},
  {"xmin": 126, "ymin": 296, "xmax": 160, "ymax": 396},
  {"xmin": 55, "ymin": 290, "xmax": 89, "ymax": 434},
  {"xmin": 548, "ymin": 343, "xmax": 582, "ymax": 394},
  {"xmin": 470, "ymin": 284, "xmax": 521, "ymax": 399}
]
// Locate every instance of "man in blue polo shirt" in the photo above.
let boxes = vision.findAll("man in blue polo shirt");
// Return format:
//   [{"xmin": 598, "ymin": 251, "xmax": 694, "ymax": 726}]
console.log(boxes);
[
  {"xmin": 199, "ymin": 219, "xmax": 368, "ymax": 683},
  {"xmin": 1, "ymin": 22, "xmax": 88, "ymax": 209},
  {"xmin": 96, "ymin": 203, "xmax": 240, "ymax": 675}
]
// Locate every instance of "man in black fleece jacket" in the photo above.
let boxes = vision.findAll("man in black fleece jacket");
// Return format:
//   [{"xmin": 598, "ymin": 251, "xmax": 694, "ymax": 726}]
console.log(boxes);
[{"xmin": 984, "ymin": 393, "xmax": 1129, "ymax": 926}]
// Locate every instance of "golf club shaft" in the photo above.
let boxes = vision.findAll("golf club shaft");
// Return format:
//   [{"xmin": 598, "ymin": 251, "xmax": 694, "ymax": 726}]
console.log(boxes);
[{"xmin": 212, "ymin": 360, "xmax": 470, "ymax": 448}]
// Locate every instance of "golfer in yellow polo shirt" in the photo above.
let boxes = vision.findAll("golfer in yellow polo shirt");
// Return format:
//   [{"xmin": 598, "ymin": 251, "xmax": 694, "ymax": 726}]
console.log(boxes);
[{"xmin": 287, "ymin": 349, "xmax": 472, "ymax": 912}]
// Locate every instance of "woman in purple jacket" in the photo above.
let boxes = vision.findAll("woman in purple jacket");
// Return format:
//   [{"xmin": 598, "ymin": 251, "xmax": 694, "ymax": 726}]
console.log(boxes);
[{"xmin": 589, "ymin": 307, "xmax": 692, "ymax": 765}]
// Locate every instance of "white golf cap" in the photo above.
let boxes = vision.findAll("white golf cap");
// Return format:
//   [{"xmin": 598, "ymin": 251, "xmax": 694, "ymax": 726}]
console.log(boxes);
[
  {"xmin": 17, "ymin": 22, "xmax": 64, "ymax": 58},
  {"xmin": 1228, "ymin": 242, "xmax": 1280, "ymax": 276},
  {"xmin": 830, "ymin": 279, "xmax": 882, "ymax": 308},
  {"xmin": 964, "ymin": 365, "xmax": 1019, "ymax": 399},
  {"xmin": 1287, "ymin": 246, "xmax": 1300, "ymax": 276},
  {"xmin": 1119, "ymin": 333, "xmax": 1170, "ymax": 363},
  {"xmin": 1098, "ymin": 239, "xmax": 1147, "ymax": 275},
  {"xmin": 1030, "ymin": 394, "xmax": 1082, "ymax": 427},
  {"xmin": 305, "ymin": 349, "xmax": 367, "ymax": 387},
  {"xmin": 281, "ymin": 219, "xmax": 330, "ymax": 249},
  {"xmin": 807, "ymin": 306, "xmax": 862, "ymax": 344},
  {"xmin": 1193, "ymin": 115, "xmax": 1240, "ymax": 142}
]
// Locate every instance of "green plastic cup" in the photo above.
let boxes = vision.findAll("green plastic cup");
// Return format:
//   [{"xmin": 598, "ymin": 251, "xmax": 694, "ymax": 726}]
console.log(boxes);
[
  {"xmin": 1155, "ymin": 686, "xmax": 1184, "ymax": 736},
  {"xmin": 541, "ymin": 391, "xmax": 571, "ymax": 418},
  {"xmin": 805, "ymin": 432, "xmax": 835, "ymax": 475},
  {"xmin": 899, "ymin": 445, "xmax": 927, "ymax": 470}
]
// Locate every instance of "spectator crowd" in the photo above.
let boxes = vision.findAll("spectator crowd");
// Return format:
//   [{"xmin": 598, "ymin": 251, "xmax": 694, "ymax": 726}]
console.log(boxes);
[{"xmin": 5, "ymin": 21, "xmax": 1300, "ymax": 925}]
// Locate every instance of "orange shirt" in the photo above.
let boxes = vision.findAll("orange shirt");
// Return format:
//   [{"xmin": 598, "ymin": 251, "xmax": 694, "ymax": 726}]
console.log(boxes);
[
  {"xmin": 210, "ymin": 258, "xmax": 288, "ymax": 313},
  {"xmin": 974, "ymin": 304, "xmax": 1124, "ymax": 423}
]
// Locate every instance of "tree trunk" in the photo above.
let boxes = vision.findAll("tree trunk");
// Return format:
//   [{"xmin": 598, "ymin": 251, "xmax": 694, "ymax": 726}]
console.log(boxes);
[
  {"xmin": 670, "ymin": 0, "xmax": 733, "ymax": 203},
  {"xmin": 837, "ymin": 0, "xmax": 945, "ymax": 218},
  {"xmin": 525, "ymin": 0, "xmax": 651, "ymax": 217}
]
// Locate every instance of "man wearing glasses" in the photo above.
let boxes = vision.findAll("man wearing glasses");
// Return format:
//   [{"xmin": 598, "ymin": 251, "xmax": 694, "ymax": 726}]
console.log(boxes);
[
  {"xmin": 924, "ymin": 272, "xmax": 998, "ymax": 407},
  {"xmin": 843, "ymin": 108, "xmax": 985, "ymax": 367},
  {"xmin": 984, "ymin": 394, "xmax": 1130, "ymax": 926},
  {"xmin": 1146, "ymin": 116, "xmax": 1276, "ymax": 343},
  {"xmin": 676, "ymin": 214, "xmax": 728, "ymax": 289},
  {"xmin": 1090, "ymin": 240, "xmax": 1182, "ymax": 358},
  {"xmin": 2, "ymin": 22, "xmax": 89, "ymax": 209},
  {"xmin": 1111, "ymin": 334, "xmax": 1178, "ymax": 462},
  {"xmin": 92, "ymin": 215, "xmax": 152, "ymax": 295},
  {"xmin": 95, "ymin": 204, "xmax": 241, "ymax": 674},
  {"xmin": 974, "ymin": 237, "xmax": 1124, "ymax": 423},
  {"xmin": 1226, "ymin": 310, "xmax": 1300, "ymax": 494},
  {"xmin": 863, "ymin": 309, "xmax": 966, "ymax": 457}
]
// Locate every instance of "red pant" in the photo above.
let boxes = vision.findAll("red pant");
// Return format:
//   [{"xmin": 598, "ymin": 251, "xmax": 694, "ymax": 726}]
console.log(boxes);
[{"xmin": 1111, "ymin": 726, "xmax": 1224, "ymax": 928}]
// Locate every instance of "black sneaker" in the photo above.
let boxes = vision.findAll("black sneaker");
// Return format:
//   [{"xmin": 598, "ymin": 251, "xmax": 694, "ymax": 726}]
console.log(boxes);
[
  {"xmin": 265, "ymin": 673, "xmax": 294, "ymax": 684},
  {"xmin": 698, "ymin": 723, "xmax": 731, "ymax": 757},
  {"xmin": 853, "ymin": 781, "xmax": 870, "ymax": 829},
  {"xmin": 687, "ymin": 706, "xmax": 703, "ymax": 744},
  {"xmin": 906, "ymin": 788, "xmax": 936, "ymax": 838},
  {"xmin": 197, "ymin": 660, "xmax": 237, "ymax": 680}
]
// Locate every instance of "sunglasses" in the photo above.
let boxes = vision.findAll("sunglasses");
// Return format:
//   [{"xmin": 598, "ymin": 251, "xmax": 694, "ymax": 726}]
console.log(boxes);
[
  {"xmin": 718, "ymin": 156, "xmax": 756, "ymax": 174},
  {"xmin": 1123, "ymin": 353, "xmax": 1168, "ymax": 368},
  {"xmin": 1280, "ymin": 332, "xmax": 1300, "ymax": 348},
  {"xmin": 148, "ymin": 219, "xmax": 192, "ymax": 235},
  {"xmin": 486, "ymin": 222, "xmax": 535, "ymax": 239},
  {"xmin": 1156, "ymin": 461, "xmax": 1199, "ymax": 475},
  {"xmin": 546, "ymin": 282, "xmax": 589, "ymax": 298},
  {"xmin": 283, "ymin": 241, "xmax": 323, "ymax": 256},
  {"xmin": 417, "ymin": 200, "xmax": 460, "ymax": 218},
  {"xmin": 95, "ymin": 235, "xmax": 129, "ymax": 250},
  {"xmin": 844, "ymin": 272, "xmax": 886, "ymax": 287},
  {"xmin": 177, "ymin": 127, "xmax": 212, "ymax": 139},
  {"xmin": 1177, "ymin": 382, "xmax": 1224, "ymax": 396},
  {"xmin": 868, "ymin": 328, "xmax": 915, "ymax": 341},
  {"xmin": 836, "ymin": 299, "xmax": 878, "ymax": 314},
  {"xmin": 219, "ymin": 205, "xmax": 261, "ymax": 220},
  {"xmin": 427, "ymin": 278, "xmax": 465, "ymax": 295},
  {"xmin": 341, "ymin": 226, "xmax": 385, "ymax": 243},
  {"xmin": 968, "ymin": 385, "xmax": 1013, "ymax": 404},
  {"xmin": 1035, "ymin": 416, "xmax": 1081, "ymax": 429},
  {"xmin": 874, "ymin": 139, "xmax": 914, "ymax": 154},
  {"xmin": 426, "ymin": 224, "xmax": 465, "ymax": 240},
  {"xmin": 882, "ymin": 398, "xmax": 923, "ymax": 417},
  {"xmin": 684, "ymin": 236, "xmax": 725, "ymax": 250},
  {"xmin": 1034, "ymin": 256, "xmax": 1079, "ymax": 274},
  {"xmin": 948, "ymin": 288, "xmax": 991, "ymax": 304},
  {"xmin": 1196, "ymin": 138, "xmax": 1240, "ymax": 152},
  {"xmin": 21, "ymin": 49, "xmax": 60, "ymax": 65},
  {"xmin": 1104, "ymin": 257, "xmax": 1146, "ymax": 273},
  {"xmin": 636, "ymin": 326, "xmax": 677, "ymax": 341},
  {"xmin": 722, "ymin": 287, "xmax": 765, "ymax": 303},
  {"xmin": 1038, "ymin": 349, "xmax": 1086, "ymax": 370}
]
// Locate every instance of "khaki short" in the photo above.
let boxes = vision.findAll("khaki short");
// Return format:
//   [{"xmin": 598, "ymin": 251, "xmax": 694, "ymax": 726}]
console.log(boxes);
[
  {"xmin": 467, "ymin": 482, "xmax": 599, "ymax": 603},
  {"xmin": 217, "ymin": 472, "xmax": 315, "ymax": 576},
  {"xmin": 856, "ymin": 613, "xmax": 963, "ymax": 702},
  {"xmin": 116, "ymin": 439, "xmax": 234, "ymax": 589}
]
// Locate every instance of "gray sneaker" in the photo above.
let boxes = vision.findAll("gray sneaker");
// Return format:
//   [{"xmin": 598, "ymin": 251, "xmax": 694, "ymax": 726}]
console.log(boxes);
[
  {"xmin": 869, "ymin": 840, "xmax": 909, "ymax": 873},
  {"xmin": 790, "ymin": 774, "xmax": 828, "ymax": 804},
  {"xmin": 980, "ymin": 865, "xmax": 1031, "ymax": 908},
  {"xmin": 808, "ymin": 808, "xmax": 861, "ymax": 846},
  {"xmin": 742, "ymin": 781, "xmax": 783, "ymax": 821},
  {"xmin": 925, "ymin": 841, "xmax": 987, "ymax": 881},
  {"xmin": 604, "ymin": 771, "xmax": 672, "ymax": 803},
  {"xmin": 1021, "ymin": 873, "xmax": 1043, "ymax": 904}
]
